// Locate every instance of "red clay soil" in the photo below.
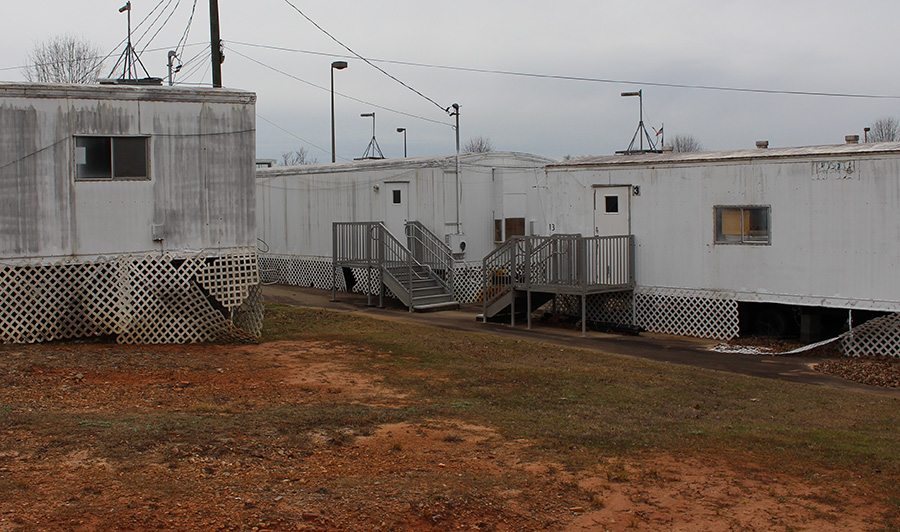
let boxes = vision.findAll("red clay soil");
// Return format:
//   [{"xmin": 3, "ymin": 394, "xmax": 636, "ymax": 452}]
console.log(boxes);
[{"xmin": 0, "ymin": 340, "xmax": 887, "ymax": 531}]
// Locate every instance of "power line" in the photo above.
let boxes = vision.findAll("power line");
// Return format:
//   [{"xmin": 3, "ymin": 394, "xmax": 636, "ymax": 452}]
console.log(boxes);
[
  {"xmin": 134, "ymin": 0, "xmax": 179, "ymax": 51},
  {"xmin": 174, "ymin": 0, "xmax": 199, "ymax": 58},
  {"xmin": 138, "ymin": 0, "xmax": 184, "ymax": 55},
  {"xmin": 256, "ymin": 113, "xmax": 337, "ymax": 160},
  {"xmin": 231, "ymin": 40, "xmax": 900, "ymax": 101},
  {"xmin": 279, "ymin": 0, "xmax": 451, "ymax": 112},
  {"xmin": 229, "ymin": 48, "xmax": 452, "ymax": 127}
]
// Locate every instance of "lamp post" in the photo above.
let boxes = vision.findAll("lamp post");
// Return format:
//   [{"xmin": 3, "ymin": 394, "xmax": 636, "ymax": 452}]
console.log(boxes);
[
  {"xmin": 331, "ymin": 60, "xmax": 348, "ymax": 163},
  {"xmin": 396, "ymin": 128, "xmax": 407, "ymax": 158}
]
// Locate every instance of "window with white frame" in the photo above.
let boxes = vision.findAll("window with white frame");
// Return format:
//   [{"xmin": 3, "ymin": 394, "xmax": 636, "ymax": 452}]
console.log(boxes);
[
  {"xmin": 75, "ymin": 136, "xmax": 149, "ymax": 180},
  {"xmin": 715, "ymin": 206, "xmax": 770, "ymax": 244}
]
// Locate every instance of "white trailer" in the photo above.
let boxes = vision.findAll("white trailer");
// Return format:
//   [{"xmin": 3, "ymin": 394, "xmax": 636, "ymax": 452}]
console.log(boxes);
[
  {"xmin": 256, "ymin": 152, "xmax": 553, "ymax": 303},
  {"xmin": 539, "ymin": 141, "xmax": 900, "ymax": 353},
  {"xmin": 0, "ymin": 82, "xmax": 262, "ymax": 343}
]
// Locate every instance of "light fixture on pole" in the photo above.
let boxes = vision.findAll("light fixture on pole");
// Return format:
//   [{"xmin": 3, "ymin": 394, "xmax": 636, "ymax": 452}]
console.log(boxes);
[
  {"xmin": 396, "ymin": 128, "xmax": 407, "ymax": 158},
  {"xmin": 330, "ymin": 60, "xmax": 348, "ymax": 163},
  {"xmin": 617, "ymin": 89, "xmax": 661, "ymax": 155},
  {"xmin": 357, "ymin": 112, "xmax": 385, "ymax": 160}
]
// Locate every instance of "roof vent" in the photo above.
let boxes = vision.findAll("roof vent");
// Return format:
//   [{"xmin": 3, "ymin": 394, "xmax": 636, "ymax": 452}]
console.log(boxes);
[
  {"xmin": 845, "ymin": 135, "xmax": 859, "ymax": 144},
  {"xmin": 755, "ymin": 140, "xmax": 769, "ymax": 149},
  {"xmin": 662, "ymin": 145, "xmax": 674, "ymax": 153}
]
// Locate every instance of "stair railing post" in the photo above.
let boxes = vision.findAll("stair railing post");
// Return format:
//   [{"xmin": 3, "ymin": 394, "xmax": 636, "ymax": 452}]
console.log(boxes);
[
  {"xmin": 331, "ymin": 222, "xmax": 338, "ymax": 302},
  {"xmin": 407, "ymin": 238, "xmax": 413, "ymax": 312},
  {"xmin": 580, "ymin": 235, "xmax": 587, "ymax": 337}
]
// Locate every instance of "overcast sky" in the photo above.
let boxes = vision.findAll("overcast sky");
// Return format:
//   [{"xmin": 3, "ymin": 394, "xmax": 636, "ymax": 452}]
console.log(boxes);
[{"xmin": 2, "ymin": 0, "xmax": 899, "ymax": 162}]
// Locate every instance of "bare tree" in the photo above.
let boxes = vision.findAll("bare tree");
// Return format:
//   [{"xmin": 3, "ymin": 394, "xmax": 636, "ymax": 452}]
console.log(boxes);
[
  {"xmin": 281, "ymin": 148, "xmax": 318, "ymax": 166},
  {"xmin": 462, "ymin": 136, "xmax": 493, "ymax": 153},
  {"xmin": 22, "ymin": 34, "xmax": 104, "ymax": 84},
  {"xmin": 867, "ymin": 117, "xmax": 900, "ymax": 142},
  {"xmin": 671, "ymin": 134, "xmax": 703, "ymax": 153}
]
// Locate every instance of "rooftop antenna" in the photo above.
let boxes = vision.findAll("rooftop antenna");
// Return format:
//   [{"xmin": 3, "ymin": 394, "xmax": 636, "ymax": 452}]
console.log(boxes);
[
  {"xmin": 616, "ymin": 89, "xmax": 661, "ymax": 155},
  {"xmin": 356, "ymin": 112, "xmax": 385, "ymax": 160},
  {"xmin": 103, "ymin": 2, "xmax": 162, "ymax": 85}
]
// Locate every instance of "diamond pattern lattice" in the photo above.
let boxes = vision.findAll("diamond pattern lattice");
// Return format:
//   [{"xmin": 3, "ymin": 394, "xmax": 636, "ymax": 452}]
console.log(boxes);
[
  {"xmin": 552, "ymin": 291, "xmax": 634, "ymax": 327},
  {"xmin": 633, "ymin": 287, "xmax": 738, "ymax": 340},
  {"xmin": 259, "ymin": 254, "xmax": 485, "ymax": 304},
  {"xmin": 0, "ymin": 251, "xmax": 263, "ymax": 344},
  {"xmin": 196, "ymin": 252, "xmax": 259, "ymax": 309},
  {"xmin": 841, "ymin": 313, "xmax": 900, "ymax": 357},
  {"xmin": 452, "ymin": 262, "xmax": 484, "ymax": 304}
]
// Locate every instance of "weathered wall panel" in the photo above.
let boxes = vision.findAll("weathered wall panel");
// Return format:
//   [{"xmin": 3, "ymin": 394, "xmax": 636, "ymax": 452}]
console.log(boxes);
[
  {"xmin": 0, "ymin": 83, "xmax": 256, "ymax": 262},
  {"xmin": 543, "ymin": 144, "xmax": 900, "ymax": 311},
  {"xmin": 256, "ymin": 152, "xmax": 552, "ymax": 262}
]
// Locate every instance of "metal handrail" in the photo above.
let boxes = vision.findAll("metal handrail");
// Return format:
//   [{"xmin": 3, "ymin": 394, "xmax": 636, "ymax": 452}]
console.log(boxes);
[
  {"xmin": 404, "ymin": 221, "xmax": 455, "ymax": 291},
  {"xmin": 481, "ymin": 234, "xmax": 635, "ymax": 317},
  {"xmin": 405, "ymin": 221, "xmax": 453, "ymax": 270},
  {"xmin": 481, "ymin": 237, "xmax": 518, "ymax": 315},
  {"xmin": 333, "ymin": 221, "xmax": 452, "ymax": 308}
]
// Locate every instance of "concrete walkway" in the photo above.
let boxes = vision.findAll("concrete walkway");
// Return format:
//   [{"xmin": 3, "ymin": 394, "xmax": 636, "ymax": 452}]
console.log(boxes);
[{"xmin": 262, "ymin": 284, "xmax": 898, "ymax": 396}]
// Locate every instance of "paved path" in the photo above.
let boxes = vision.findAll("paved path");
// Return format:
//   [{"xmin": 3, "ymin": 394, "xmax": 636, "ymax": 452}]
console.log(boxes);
[{"xmin": 263, "ymin": 284, "xmax": 898, "ymax": 396}]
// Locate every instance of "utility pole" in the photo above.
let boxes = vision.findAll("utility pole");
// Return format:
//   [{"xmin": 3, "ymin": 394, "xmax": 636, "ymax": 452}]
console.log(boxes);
[
  {"xmin": 449, "ymin": 103, "xmax": 460, "ymax": 234},
  {"xmin": 209, "ymin": 0, "xmax": 223, "ymax": 88}
]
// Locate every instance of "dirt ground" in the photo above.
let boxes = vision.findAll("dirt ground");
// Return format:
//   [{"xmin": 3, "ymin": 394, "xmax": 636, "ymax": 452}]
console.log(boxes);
[{"xmin": 0, "ymin": 339, "xmax": 888, "ymax": 531}]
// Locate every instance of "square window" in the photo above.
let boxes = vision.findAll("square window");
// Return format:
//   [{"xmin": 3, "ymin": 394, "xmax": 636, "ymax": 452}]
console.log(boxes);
[
  {"xmin": 715, "ymin": 206, "xmax": 770, "ymax": 244},
  {"xmin": 505, "ymin": 217, "xmax": 525, "ymax": 238},
  {"xmin": 392, "ymin": 189, "xmax": 402, "ymax": 204},
  {"xmin": 75, "ymin": 137, "xmax": 112, "ymax": 179},
  {"xmin": 605, "ymin": 195, "xmax": 619, "ymax": 214}
]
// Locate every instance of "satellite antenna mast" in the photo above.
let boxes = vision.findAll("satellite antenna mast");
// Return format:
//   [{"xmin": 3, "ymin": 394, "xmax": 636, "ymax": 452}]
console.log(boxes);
[
  {"xmin": 616, "ymin": 89, "xmax": 661, "ymax": 155},
  {"xmin": 356, "ymin": 112, "xmax": 385, "ymax": 160},
  {"xmin": 103, "ymin": 1, "xmax": 162, "ymax": 85}
]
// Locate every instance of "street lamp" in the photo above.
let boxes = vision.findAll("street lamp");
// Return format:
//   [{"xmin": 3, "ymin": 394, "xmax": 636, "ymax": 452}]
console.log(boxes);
[
  {"xmin": 396, "ymin": 128, "xmax": 407, "ymax": 158},
  {"xmin": 331, "ymin": 60, "xmax": 348, "ymax": 163}
]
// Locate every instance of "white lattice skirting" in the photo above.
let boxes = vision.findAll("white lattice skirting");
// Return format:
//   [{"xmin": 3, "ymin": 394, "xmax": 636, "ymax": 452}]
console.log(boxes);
[
  {"xmin": 841, "ymin": 312, "xmax": 900, "ymax": 358},
  {"xmin": 634, "ymin": 287, "xmax": 740, "ymax": 341},
  {"xmin": 556, "ymin": 287, "xmax": 739, "ymax": 341},
  {"xmin": 0, "ymin": 250, "xmax": 264, "ymax": 344},
  {"xmin": 259, "ymin": 254, "xmax": 486, "ymax": 304}
]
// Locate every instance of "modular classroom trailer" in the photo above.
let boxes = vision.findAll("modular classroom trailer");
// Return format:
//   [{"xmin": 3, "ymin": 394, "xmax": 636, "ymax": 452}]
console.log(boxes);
[
  {"xmin": 0, "ymin": 82, "xmax": 262, "ymax": 343},
  {"xmin": 538, "ymin": 142, "xmax": 900, "ymax": 355},
  {"xmin": 256, "ymin": 152, "xmax": 553, "ymax": 304}
]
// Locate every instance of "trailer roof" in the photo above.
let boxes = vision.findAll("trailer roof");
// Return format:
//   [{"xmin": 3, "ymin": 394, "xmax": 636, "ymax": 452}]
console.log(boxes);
[
  {"xmin": 257, "ymin": 151, "xmax": 555, "ymax": 176},
  {"xmin": 0, "ymin": 81, "xmax": 255, "ymax": 105},
  {"xmin": 549, "ymin": 142, "xmax": 900, "ymax": 169}
]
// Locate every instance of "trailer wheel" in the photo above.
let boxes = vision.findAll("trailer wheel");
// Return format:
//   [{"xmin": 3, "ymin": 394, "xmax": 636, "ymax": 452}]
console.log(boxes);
[{"xmin": 754, "ymin": 309, "xmax": 788, "ymax": 337}]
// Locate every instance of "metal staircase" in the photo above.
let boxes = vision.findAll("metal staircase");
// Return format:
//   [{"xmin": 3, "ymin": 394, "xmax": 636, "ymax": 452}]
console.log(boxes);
[
  {"xmin": 333, "ymin": 222, "xmax": 459, "ymax": 312},
  {"xmin": 481, "ymin": 234, "xmax": 635, "ymax": 334}
]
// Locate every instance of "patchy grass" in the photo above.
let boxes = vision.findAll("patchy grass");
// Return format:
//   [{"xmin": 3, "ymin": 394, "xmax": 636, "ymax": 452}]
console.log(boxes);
[{"xmin": 264, "ymin": 304, "xmax": 900, "ymax": 476}]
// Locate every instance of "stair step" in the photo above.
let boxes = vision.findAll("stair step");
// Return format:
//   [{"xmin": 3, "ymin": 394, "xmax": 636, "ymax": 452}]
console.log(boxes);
[
  {"xmin": 413, "ymin": 300, "xmax": 460, "ymax": 312},
  {"xmin": 411, "ymin": 293, "xmax": 456, "ymax": 305},
  {"xmin": 411, "ymin": 286, "xmax": 446, "ymax": 297}
]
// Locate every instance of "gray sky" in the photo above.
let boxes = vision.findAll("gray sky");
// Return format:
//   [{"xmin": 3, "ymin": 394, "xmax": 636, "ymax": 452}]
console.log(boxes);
[{"xmin": 3, "ymin": 0, "xmax": 899, "ymax": 162}]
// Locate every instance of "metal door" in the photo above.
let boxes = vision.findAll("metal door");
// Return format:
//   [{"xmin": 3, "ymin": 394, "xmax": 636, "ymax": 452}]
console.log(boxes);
[
  {"xmin": 385, "ymin": 182, "xmax": 409, "ymax": 240},
  {"xmin": 593, "ymin": 186, "xmax": 631, "ymax": 236}
]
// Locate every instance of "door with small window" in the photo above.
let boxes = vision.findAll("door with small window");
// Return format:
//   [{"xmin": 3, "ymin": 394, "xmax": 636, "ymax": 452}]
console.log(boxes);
[
  {"xmin": 593, "ymin": 186, "xmax": 630, "ymax": 236},
  {"xmin": 384, "ymin": 182, "xmax": 409, "ymax": 241}
]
